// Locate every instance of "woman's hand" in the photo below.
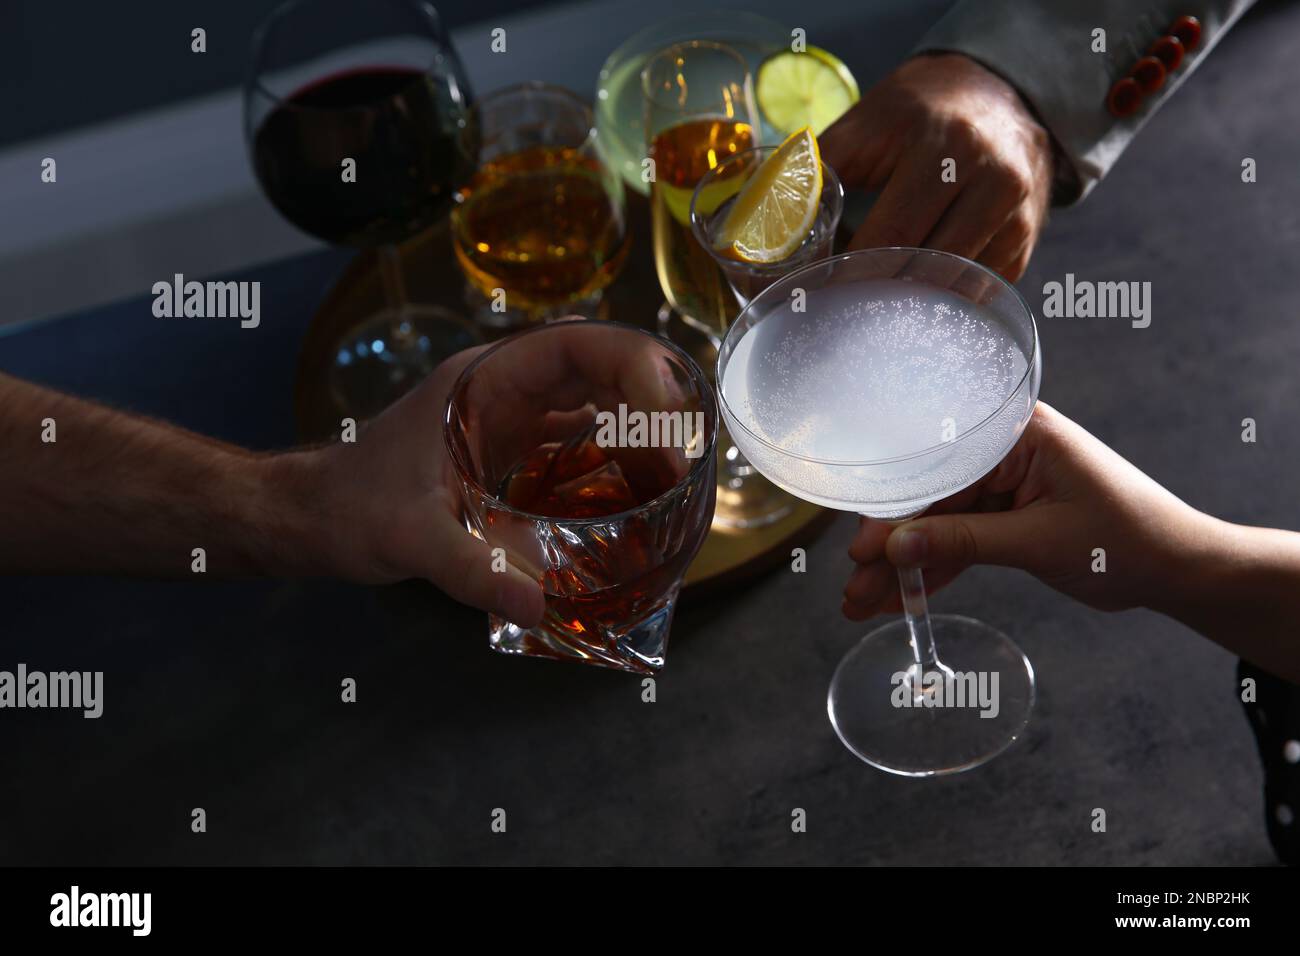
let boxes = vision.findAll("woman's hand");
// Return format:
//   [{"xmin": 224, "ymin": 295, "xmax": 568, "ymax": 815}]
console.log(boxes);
[{"xmin": 842, "ymin": 402, "xmax": 1220, "ymax": 620}]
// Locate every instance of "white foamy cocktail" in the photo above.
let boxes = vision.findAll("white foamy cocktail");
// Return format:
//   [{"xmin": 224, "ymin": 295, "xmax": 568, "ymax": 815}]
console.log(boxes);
[{"xmin": 722, "ymin": 278, "xmax": 1036, "ymax": 519}]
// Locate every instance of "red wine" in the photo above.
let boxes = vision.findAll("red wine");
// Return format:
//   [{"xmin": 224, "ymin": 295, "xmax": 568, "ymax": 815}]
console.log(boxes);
[{"xmin": 252, "ymin": 66, "xmax": 473, "ymax": 246}]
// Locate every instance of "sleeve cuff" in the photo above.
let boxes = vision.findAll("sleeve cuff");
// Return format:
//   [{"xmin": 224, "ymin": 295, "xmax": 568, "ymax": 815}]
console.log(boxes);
[{"xmin": 911, "ymin": 0, "xmax": 1253, "ymax": 205}]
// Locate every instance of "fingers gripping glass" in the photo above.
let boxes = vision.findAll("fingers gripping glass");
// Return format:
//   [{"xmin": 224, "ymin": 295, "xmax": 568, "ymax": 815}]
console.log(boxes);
[{"xmin": 444, "ymin": 320, "xmax": 717, "ymax": 674}]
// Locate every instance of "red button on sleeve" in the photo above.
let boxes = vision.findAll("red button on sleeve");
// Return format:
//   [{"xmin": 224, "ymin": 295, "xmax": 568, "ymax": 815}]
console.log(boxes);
[
  {"xmin": 1107, "ymin": 77, "xmax": 1143, "ymax": 117},
  {"xmin": 1170, "ymin": 15, "xmax": 1202, "ymax": 51},
  {"xmin": 1149, "ymin": 35, "xmax": 1185, "ymax": 72},
  {"xmin": 1130, "ymin": 56, "xmax": 1167, "ymax": 94}
]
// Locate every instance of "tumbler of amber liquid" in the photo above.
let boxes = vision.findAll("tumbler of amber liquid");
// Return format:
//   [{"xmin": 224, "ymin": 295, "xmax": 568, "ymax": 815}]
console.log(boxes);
[
  {"xmin": 443, "ymin": 320, "xmax": 717, "ymax": 673},
  {"xmin": 451, "ymin": 82, "xmax": 630, "ymax": 326}
]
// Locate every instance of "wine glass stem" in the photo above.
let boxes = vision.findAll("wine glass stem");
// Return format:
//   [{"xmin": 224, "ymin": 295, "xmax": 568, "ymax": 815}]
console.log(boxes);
[
  {"xmin": 377, "ymin": 243, "xmax": 411, "ymax": 332},
  {"xmin": 897, "ymin": 565, "xmax": 938, "ymax": 670},
  {"xmin": 723, "ymin": 438, "xmax": 755, "ymax": 479}
]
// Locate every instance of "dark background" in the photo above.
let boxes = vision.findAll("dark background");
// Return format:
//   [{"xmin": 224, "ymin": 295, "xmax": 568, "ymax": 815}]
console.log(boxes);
[
  {"xmin": 0, "ymin": 0, "xmax": 1297, "ymax": 866},
  {"xmin": 0, "ymin": 0, "xmax": 544, "ymax": 147}
]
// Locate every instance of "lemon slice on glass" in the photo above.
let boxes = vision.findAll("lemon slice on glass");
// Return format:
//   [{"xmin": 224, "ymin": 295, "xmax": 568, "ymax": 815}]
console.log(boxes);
[
  {"xmin": 756, "ymin": 47, "xmax": 859, "ymax": 137},
  {"xmin": 713, "ymin": 127, "xmax": 823, "ymax": 264}
]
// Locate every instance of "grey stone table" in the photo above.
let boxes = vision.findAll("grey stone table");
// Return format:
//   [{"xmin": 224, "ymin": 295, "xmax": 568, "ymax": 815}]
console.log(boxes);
[{"xmin": 2, "ymin": 0, "xmax": 1298, "ymax": 865}]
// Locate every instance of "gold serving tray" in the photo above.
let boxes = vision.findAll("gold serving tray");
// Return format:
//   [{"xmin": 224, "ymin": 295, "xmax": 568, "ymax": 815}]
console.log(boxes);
[{"xmin": 292, "ymin": 191, "xmax": 834, "ymax": 594}]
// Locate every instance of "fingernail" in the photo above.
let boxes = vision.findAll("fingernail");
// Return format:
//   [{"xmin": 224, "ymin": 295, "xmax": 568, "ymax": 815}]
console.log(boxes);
[
  {"xmin": 500, "ymin": 565, "xmax": 544, "ymax": 627},
  {"xmin": 894, "ymin": 529, "xmax": 927, "ymax": 565}
]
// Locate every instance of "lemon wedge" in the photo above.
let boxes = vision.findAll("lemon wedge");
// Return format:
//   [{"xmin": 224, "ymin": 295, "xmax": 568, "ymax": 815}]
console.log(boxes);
[{"xmin": 712, "ymin": 127, "xmax": 822, "ymax": 264}]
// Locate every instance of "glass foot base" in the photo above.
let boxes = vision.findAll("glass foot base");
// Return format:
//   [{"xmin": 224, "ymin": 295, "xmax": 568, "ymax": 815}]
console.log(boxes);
[
  {"xmin": 329, "ymin": 306, "xmax": 482, "ymax": 419},
  {"xmin": 827, "ymin": 614, "xmax": 1034, "ymax": 777},
  {"xmin": 488, "ymin": 592, "xmax": 677, "ymax": 675}
]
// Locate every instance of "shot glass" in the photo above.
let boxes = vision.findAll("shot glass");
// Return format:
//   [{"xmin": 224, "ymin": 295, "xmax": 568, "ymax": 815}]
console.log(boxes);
[
  {"xmin": 443, "ymin": 320, "xmax": 717, "ymax": 673},
  {"xmin": 690, "ymin": 145, "xmax": 844, "ymax": 307}
]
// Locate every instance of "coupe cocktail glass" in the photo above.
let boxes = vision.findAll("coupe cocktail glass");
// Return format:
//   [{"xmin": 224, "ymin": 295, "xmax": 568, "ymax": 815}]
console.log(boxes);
[{"xmin": 718, "ymin": 248, "xmax": 1041, "ymax": 775}]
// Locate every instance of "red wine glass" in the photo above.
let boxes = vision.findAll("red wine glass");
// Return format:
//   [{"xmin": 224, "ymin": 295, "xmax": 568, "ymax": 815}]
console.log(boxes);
[{"xmin": 246, "ymin": 0, "xmax": 481, "ymax": 419}]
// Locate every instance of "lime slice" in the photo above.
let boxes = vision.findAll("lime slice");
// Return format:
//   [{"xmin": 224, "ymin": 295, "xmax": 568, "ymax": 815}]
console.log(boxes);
[
  {"xmin": 713, "ymin": 127, "xmax": 823, "ymax": 264},
  {"xmin": 757, "ymin": 47, "xmax": 859, "ymax": 137}
]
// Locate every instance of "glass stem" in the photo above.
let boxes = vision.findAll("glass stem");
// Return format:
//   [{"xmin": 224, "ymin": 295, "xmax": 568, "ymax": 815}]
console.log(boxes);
[
  {"xmin": 897, "ymin": 565, "xmax": 938, "ymax": 672},
  {"xmin": 377, "ymin": 243, "xmax": 410, "ymax": 330},
  {"xmin": 723, "ymin": 436, "xmax": 755, "ymax": 479}
]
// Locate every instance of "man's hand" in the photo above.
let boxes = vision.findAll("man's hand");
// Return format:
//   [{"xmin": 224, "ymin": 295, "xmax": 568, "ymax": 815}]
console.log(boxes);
[
  {"xmin": 2, "ymin": 316, "xmax": 695, "ymax": 630},
  {"xmin": 287, "ymin": 319, "xmax": 681, "ymax": 629},
  {"xmin": 0, "ymin": 352, "xmax": 547, "ymax": 628},
  {"xmin": 820, "ymin": 53, "xmax": 1055, "ymax": 281},
  {"xmin": 279, "ymin": 345, "xmax": 546, "ymax": 629}
]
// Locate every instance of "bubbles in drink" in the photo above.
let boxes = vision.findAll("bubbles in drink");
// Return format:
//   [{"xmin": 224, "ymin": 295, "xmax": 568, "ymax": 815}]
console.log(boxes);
[{"xmin": 722, "ymin": 278, "xmax": 1033, "ymax": 515}]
